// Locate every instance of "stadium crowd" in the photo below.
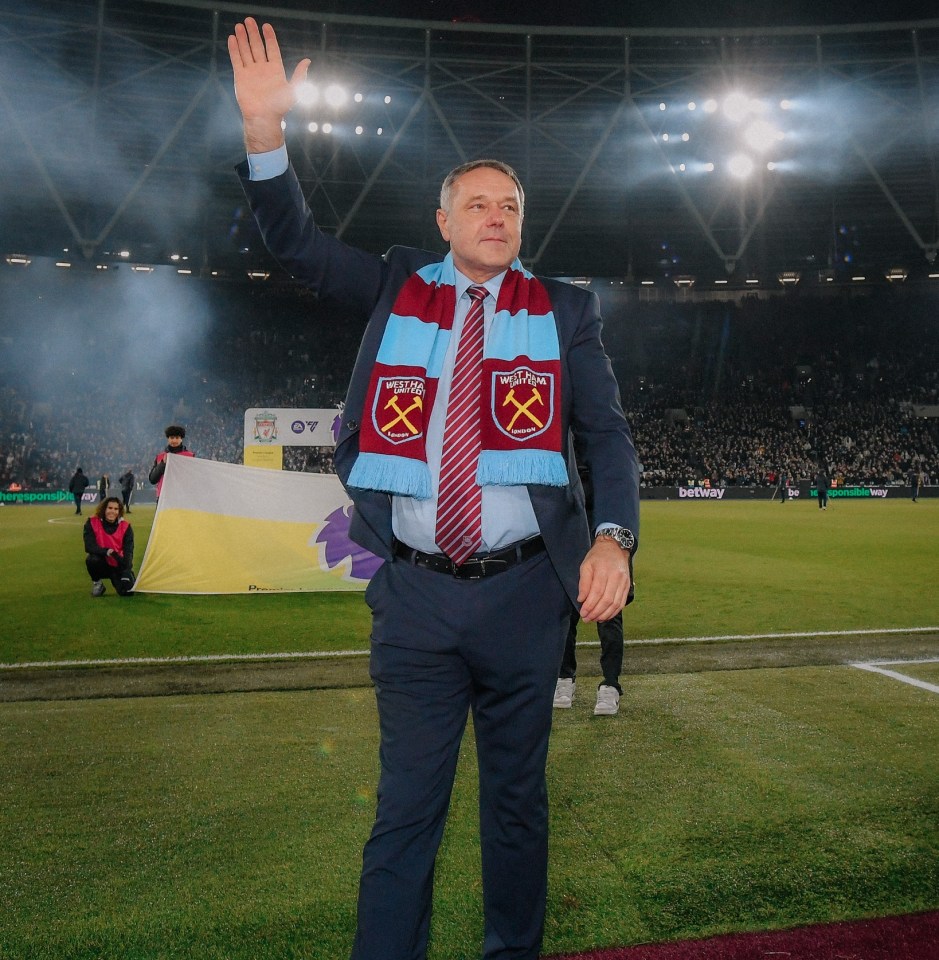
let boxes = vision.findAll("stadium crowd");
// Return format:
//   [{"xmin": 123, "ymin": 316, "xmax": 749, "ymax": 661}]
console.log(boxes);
[{"xmin": 1, "ymin": 272, "xmax": 936, "ymax": 493}]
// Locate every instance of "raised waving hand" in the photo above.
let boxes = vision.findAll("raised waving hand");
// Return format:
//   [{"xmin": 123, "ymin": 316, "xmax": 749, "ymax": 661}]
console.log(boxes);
[{"xmin": 227, "ymin": 17, "xmax": 310, "ymax": 153}]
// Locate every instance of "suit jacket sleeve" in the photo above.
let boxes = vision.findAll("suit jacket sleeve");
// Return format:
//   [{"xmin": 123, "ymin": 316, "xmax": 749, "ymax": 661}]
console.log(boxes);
[
  {"xmin": 565, "ymin": 288, "xmax": 640, "ymax": 545},
  {"xmin": 237, "ymin": 160, "xmax": 387, "ymax": 314}
]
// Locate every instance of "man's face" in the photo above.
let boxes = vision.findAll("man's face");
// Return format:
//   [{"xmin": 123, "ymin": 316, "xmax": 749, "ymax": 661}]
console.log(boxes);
[
  {"xmin": 436, "ymin": 167, "xmax": 523, "ymax": 283},
  {"xmin": 104, "ymin": 502, "xmax": 121, "ymax": 522},
  {"xmin": 167, "ymin": 434, "xmax": 183, "ymax": 448}
]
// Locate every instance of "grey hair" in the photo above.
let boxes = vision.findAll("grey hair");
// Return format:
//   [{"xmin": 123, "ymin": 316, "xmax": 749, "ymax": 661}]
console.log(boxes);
[{"xmin": 439, "ymin": 159, "xmax": 525, "ymax": 215}]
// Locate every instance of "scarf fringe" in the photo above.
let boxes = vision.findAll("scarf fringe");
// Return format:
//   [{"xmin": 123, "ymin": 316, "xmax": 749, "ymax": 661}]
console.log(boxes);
[
  {"xmin": 478, "ymin": 449, "xmax": 568, "ymax": 487},
  {"xmin": 348, "ymin": 452, "xmax": 432, "ymax": 499}
]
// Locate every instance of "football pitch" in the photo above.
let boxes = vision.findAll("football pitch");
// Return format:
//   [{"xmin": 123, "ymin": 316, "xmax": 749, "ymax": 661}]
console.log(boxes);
[{"xmin": 1, "ymin": 500, "xmax": 937, "ymax": 958}]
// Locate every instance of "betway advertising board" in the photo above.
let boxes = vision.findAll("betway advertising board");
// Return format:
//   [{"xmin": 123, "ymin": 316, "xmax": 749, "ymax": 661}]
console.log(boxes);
[{"xmin": 639, "ymin": 486, "xmax": 929, "ymax": 501}]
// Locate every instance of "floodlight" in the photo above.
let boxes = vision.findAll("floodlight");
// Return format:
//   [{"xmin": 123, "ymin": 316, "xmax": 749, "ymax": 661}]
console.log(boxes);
[
  {"xmin": 662, "ymin": 133, "xmax": 669, "ymax": 142},
  {"xmin": 688, "ymin": 101, "xmax": 696, "ymax": 110},
  {"xmin": 780, "ymin": 99, "xmax": 793, "ymax": 110},
  {"xmin": 704, "ymin": 162, "xmax": 715, "ymax": 172},
  {"xmin": 296, "ymin": 81, "xmax": 319, "ymax": 106},
  {"xmin": 678, "ymin": 163, "xmax": 686, "ymax": 172},
  {"xmin": 681, "ymin": 132, "xmax": 690, "ymax": 141},
  {"xmin": 659, "ymin": 102, "xmax": 666, "ymax": 111},
  {"xmin": 384, "ymin": 95, "xmax": 392, "ymax": 104},
  {"xmin": 777, "ymin": 271, "xmax": 800, "ymax": 284},
  {"xmin": 324, "ymin": 83, "xmax": 347, "ymax": 108},
  {"xmin": 727, "ymin": 153, "xmax": 754, "ymax": 178},
  {"xmin": 5, "ymin": 255, "xmax": 31, "ymax": 266},
  {"xmin": 355, "ymin": 125, "xmax": 363, "ymax": 135},
  {"xmin": 307, "ymin": 122, "xmax": 318, "ymax": 133},
  {"xmin": 377, "ymin": 127, "xmax": 383, "ymax": 135},
  {"xmin": 885, "ymin": 268, "xmax": 908, "ymax": 282},
  {"xmin": 354, "ymin": 92, "xmax": 363, "ymax": 103},
  {"xmin": 674, "ymin": 276, "xmax": 696, "ymax": 287},
  {"xmin": 723, "ymin": 92, "xmax": 750, "ymax": 123},
  {"xmin": 322, "ymin": 123, "xmax": 333, "ymax": 133},
  {"xmin": 55, "ymin": 261, "xmax": 71, "ymax": 268},
  {"xmin": 743, "ymin": 119, "xmax": 781, "ymax": 152},
  {"xmin": 703, "ymin": 99, "xmax": 718, "ymax": 113}
]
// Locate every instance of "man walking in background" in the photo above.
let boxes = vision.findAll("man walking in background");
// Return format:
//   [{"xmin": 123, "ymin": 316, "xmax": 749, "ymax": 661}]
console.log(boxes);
[
  {"xmin": 68, "ymin": 466, "xmax": 89, "ymax": 515},
  {"xmin": 815, "ymin": 465, "xmax": 829, "ymax": 510},
  {"xmin": 118, "ymin": 469, "xmax": 135, "ymax": 514}
]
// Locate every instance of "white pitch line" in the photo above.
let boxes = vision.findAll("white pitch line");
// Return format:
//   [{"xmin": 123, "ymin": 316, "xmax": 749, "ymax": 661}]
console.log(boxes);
[
  {"xmin": 850, "ymin": 661, "xmax": 939, "ymax": 695},
  {"xmin": 0, "ymin": 650, "xmax": 369, "ymax": 670},
  {"xmin": 1, "ymin": 626, "xmax": 936, "ymax": 671}
]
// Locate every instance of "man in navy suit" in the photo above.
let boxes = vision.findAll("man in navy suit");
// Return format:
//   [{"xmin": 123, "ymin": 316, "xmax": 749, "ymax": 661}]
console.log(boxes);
[{"xmin": 229, "ymin": 18, "xmax": 640, "ymax": 960}]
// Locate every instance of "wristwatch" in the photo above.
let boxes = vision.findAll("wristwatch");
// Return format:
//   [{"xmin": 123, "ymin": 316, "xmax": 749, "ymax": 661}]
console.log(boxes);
[{"xmin": 595, "ymin": 526, "xmax": 636, "ymax": 553}]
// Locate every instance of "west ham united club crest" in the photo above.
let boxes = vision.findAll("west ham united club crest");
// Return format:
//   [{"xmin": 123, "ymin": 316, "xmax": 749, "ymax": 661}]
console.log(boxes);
[
  {"xmin": 492, "ymin": 367, "xmax": 554, "ymax": 440},
  {"xmin": 373, "ymin": 377, "xmax": 426, "ymax": 444}
]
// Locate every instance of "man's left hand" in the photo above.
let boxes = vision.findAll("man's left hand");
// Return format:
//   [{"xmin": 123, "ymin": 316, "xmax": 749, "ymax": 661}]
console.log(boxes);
[{"xmin": 577, "ymin": 538, "xmax": 631, "ymax": 623}]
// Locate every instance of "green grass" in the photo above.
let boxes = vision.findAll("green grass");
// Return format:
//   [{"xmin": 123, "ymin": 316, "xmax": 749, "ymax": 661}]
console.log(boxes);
[
  {"xmin": 1, "ymin": 500, "xmax": 937, "ymax": 958},
  {"xmin": 1, "ymin": 499, "xmax": 936, "ymax": 664},
  {"xmin": 1, "ymin": 667, "xmax": 937, "ymax": 959}
]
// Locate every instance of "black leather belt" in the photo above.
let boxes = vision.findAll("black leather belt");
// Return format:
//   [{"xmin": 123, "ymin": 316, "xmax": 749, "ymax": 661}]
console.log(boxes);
[{"xmin": 393, "ymin": 536, "xmax": 546, "ymax": 579}]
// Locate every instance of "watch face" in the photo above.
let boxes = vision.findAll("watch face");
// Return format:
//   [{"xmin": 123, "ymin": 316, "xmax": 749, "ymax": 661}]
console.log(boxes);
[{"xmin": 600, "ymin": 527, "xmax": 634, "ymax": 551}]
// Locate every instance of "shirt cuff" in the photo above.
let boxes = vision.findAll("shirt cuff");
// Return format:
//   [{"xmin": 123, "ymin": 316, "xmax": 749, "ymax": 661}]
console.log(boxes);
[{"xmin": 247, "ymin": 145, "xmax": 289, "ymax": 181}]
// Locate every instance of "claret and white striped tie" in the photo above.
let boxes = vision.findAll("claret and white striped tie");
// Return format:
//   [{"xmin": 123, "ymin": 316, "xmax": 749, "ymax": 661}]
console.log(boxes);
[{"xmin": 435, "ymin": 284, "xmax": 488, "ymax": 565}]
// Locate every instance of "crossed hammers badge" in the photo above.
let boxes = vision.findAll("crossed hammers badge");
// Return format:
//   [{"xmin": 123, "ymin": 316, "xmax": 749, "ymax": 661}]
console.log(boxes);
[
  {"xmin": 495, "ymin": 370, "xmax": 553, "ymax": 439},
  {"xmin": 375, "ymin": 378, "xmax": 426, "ymax": 443}
]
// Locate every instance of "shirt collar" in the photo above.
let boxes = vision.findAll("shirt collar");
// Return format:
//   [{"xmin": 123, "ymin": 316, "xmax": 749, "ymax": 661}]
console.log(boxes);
[{"xmin": 454, "ymin": 268, "xmax": 506, "ymax": 303}]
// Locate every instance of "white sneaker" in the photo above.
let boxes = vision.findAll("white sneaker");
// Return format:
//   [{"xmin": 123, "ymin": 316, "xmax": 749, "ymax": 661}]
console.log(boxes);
[
  {"xmin": 553, "ymin": 678, "xmax": 575, "ymax": 709},
  {"xmin": 594, "ymin": 684, "xmax": 620, "ymax": 716},
  {"xmin": 91, "ymin": 581, "xmax": 106, "ymax": 597}
]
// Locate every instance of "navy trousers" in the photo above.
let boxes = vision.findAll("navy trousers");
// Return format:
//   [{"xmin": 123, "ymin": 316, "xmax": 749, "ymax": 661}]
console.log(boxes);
[{"xmin": 351, "ymin": 549, "xmax": 570, "ymax": 960}]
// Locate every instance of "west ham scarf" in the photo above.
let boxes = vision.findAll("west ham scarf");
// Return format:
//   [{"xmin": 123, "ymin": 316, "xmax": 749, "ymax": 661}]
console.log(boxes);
[{"xmin": 347, "ymin": 254, "xmax": 566, "ymax": 499}]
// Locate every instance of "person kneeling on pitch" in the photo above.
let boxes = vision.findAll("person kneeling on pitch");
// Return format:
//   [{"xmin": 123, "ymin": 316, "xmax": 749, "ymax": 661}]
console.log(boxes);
[{"xmin": 84, "ymin": 497, "xmax": 136, "ymax": 597}]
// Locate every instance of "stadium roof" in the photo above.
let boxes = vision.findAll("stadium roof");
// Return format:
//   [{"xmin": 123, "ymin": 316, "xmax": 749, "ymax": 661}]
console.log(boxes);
[{"xmin": 3, "ymin": 0, "xmax": 939, "ymax": 285}]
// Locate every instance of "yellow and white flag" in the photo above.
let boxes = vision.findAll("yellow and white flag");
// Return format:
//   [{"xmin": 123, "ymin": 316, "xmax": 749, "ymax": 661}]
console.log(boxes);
[{"xmin": 134, "ymin": 455, "xmax": 381, "ymax": 594}]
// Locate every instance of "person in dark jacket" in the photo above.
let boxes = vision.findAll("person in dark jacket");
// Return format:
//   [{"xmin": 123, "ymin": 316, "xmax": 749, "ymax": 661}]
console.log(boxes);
[
  {"xmin": 83, "ymin": 496, "xmax": 135, "ymax": 597},
  {"xmin": 118, "ymin": 469, "xmax": 135, "ymax": 513},
  {"xmin": 815, "ymin": 466, "xmax": 829, "ymax": 510},
  {"xmin": 68, "ymin": 467, "xmax": 90, "ymax": 515},
  {"xmin": 149, "ymin": 425, "xmax": 194, "ymax": 498},
  {"xmin": 97, "ymin": 473, "xmax": 110, "ymax": 504}
]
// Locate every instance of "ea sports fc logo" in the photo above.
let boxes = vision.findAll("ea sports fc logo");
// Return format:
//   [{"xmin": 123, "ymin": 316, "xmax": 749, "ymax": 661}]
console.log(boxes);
[
  {"xmin": 372, "ymin": 377, "xmax": 426, "ymax": 444},
  {"xmin": 492, "ymin": 367, "xmax": 555, "ymax": 441}
]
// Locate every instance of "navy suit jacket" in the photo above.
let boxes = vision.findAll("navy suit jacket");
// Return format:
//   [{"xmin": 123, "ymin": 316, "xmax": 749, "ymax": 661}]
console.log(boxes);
[{"xmin": 239, "ymin": 162, "xmax": 640, "ymax": 606}]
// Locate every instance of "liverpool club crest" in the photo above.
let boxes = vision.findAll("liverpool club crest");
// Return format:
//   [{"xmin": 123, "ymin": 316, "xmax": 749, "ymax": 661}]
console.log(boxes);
[{"xmin": 253, "ymin": 411, "xmax": 278, "ymax": 444}]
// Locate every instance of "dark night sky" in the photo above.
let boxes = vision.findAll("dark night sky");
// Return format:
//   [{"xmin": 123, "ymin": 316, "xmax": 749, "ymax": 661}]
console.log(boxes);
[{"xmin": 274, "ymin": 1, "xmax": 938, "ymax": 29}]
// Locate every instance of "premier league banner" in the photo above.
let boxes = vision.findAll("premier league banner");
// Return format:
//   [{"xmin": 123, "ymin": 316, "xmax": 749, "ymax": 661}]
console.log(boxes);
[{"xmin": 134, "ymin": 454, "xmax": 379, "ymax": 594}]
